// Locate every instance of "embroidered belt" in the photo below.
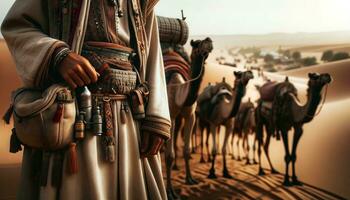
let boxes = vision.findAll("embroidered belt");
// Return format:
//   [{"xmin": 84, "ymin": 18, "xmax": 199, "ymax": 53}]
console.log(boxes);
[
  {"xmin": 82, "ymin": 41, "xmax": 137, "ymax": 71},
  {"xmin": 82, "ymin": 42, "xmax": 139, "ymax": 95}
]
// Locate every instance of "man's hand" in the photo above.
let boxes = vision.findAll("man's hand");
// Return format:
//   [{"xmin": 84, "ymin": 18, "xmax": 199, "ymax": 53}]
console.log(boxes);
[
  {"xmin": 140, "ymin": 132, "xmax": 165, "ymax": 158},
  {"xmin": 58, "ymin": 52, "xmax": 99, "ymax": 89}
]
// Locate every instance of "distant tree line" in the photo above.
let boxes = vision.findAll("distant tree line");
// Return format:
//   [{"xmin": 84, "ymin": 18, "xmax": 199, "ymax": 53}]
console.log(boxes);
[
  {"xmin": 269, "ymin": 49, "xmax": 318, "ymax": 67},
  {"xmin": 321, "ymin": 50, "xmax": 350, "ymax": 62},
  {"xmin": 239, "ymin": 47, "xmax": 261, "ymax": 56}
]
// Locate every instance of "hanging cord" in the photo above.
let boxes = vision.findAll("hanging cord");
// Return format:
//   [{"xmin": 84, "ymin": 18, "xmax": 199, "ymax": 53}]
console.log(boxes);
[
  {"xmin": 307, "ymin": 84, "xmax": 329, "ymax": 118},
  {"xmin": 166, "ymin": 57, "xmax": 205, "ymax": 88}
]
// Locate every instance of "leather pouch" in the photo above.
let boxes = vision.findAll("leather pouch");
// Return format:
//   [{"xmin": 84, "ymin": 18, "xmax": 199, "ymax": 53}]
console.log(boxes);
[{"xmin": 10, "ymin": 84, "xmax": 76, "ymax": 150}]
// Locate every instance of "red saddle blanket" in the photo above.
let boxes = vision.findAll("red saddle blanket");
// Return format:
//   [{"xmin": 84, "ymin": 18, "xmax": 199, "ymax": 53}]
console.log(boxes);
[
  {"xmin": 259, "ymin": 81, "xmax": 278, "ymax": 101},
  {"xmin": 163, "ymin": 51, "xmax": 191, "ymax": 81}
]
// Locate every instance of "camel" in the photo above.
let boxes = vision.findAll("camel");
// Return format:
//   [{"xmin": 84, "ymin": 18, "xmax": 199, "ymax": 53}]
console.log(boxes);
[
  {"xmin": 164, "ymin": 37, "xmax": 213, "ymax": 199},
  {"xmin": 197, "ymin": 70, "xmax": 253, "ymax": 178},
  {"xmin": 256, "ymin": 73, "xmax": 332, "ymax": 186},
  {"xmin": 231, "ymin": 99, "xmax": 258, "ymax": 165}
]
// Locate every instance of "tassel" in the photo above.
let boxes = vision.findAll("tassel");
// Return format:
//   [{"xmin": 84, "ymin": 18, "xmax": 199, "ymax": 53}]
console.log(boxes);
[
  {"xmin": 106, "ymin": 144, "xmax": 116, "ymax": 162},
  {"xmin": 52, "ymin": 103, "xmax": 64, "ymax": 123},
  {"xmin": 9, "ymin": 128, "xmax": 22, "ymax": 153},
  {"xmin": 3, "ymin": 104, "xmax": 13, "ymax": 124},
  {"xmin": 103, "ymin": 136, "xmax": 116, "ymax": 162},
  {"xmin": 67, "ymin": 143, "xmax": 78, "ymax": 174}
]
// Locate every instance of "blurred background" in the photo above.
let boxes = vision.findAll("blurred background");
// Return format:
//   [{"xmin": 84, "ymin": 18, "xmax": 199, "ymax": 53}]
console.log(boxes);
[{"xmin": 1, "ymin": 0, "xmax": 350, "ymax": 199}]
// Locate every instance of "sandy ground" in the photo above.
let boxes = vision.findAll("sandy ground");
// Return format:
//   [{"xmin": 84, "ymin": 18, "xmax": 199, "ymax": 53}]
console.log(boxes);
[
  {"xmin": 0, "ymin": 39, "xmax": 349, "ymax": 199},
  {"xmin": 163, "ymin": 153, "xmax": 346, "ymax": 200}
]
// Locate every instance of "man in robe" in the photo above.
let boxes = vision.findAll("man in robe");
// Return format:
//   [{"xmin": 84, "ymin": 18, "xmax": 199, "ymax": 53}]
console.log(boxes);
[{"xmin": 1, "ymin": 0, "xmax": 170, "ymax": 199}]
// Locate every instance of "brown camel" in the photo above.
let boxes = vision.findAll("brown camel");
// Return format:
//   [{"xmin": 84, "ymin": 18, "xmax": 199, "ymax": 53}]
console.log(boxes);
[
  {"xmin": 231, "ymin": 99, "xmax": 258, "ymax": 165},
  {"xmin": 197, "ymin": 82, "xmax": 222, "ymax": 164},
  {"xmin": 197, "ymin": 70, "xmax": 253, "ymax": 178},
  {"xmin": 256, "ymin": 73, "xmax": 332, "ymax": 186},
  {"xmin": 164, "ymin": 37, "xmax": 213, "ymax": 199}
]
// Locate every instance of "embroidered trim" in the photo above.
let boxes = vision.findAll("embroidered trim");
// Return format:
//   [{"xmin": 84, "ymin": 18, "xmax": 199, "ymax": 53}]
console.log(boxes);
[{"xmin": 141, "ymin": 116, "xmax": 171, "ymax": 139}]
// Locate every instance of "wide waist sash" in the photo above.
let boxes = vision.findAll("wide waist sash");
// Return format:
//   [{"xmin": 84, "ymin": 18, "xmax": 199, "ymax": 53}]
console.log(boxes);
[{"xmin": 82, "ymin": 42, "xmax": 138, "ymax": 95}]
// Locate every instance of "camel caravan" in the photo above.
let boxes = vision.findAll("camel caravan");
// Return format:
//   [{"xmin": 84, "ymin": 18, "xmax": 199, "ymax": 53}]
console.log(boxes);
[{"xmin": 157, "ymin": 14, "xmax": 332, "ymax": 199}]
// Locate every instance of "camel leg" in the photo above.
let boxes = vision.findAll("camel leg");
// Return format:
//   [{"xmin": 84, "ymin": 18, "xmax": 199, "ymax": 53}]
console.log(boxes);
[
  {"xmin": 252, "ymin": 134, "xmax": 258, "ymax": 164},
  {"xmin": 243, "ymin": 131, "xmax": 250, "ymax": 165},
  {"xmin": 264, "ymin": 124, "xmax": 278, "ymax": 173},
  {"xmin": 205, "ymin": 126, "xmax": 211, "ymax": 162},
  {"xmin": 165, "ymin": 121, "xmax": 179, "ymax": 199},
  {"xmin": 183, "ymin": 112, "xmax": 198, "ymax": 185},
  {"xmin": 227, "ymin": 132, "xmax": 233, "ymax": 156},
  {"xmin": 191, "ymin": 118, "xmax": 197, "ymax": 154},
  {"xmin": 236, "ymin": 135, "xmax": 242, "ymax": 161},
  {"xmin": 231, "ymin": 132, "xmax": 235, "ymax": 160},
  {"xmin": 222, "ymin": 123, "xmax": 233, "ymax": 178},
  {"xmin": 208, "ymin": 124, "xmax": 217, "ymax": 179},
  {"xmin": 256, "ymin": 120, "xmax": 265, "ymax": 175},
  {"xmin": 291, "ymin": 125, "xmax": 304, "ymax": 186},
  {"xmin": 199, "ymin": 120, "xmax": 206, "ymax": 163},
  {"xmin": 281, "ymin": 129, "xmax": 291, "ymax": 186},
  {"xmin": 216, "ymin": 126, "xmax": 221, "ymax": 155},
  {"xmin": 172, "ymin": 116, "xmax": 182, "ymax": 171}
]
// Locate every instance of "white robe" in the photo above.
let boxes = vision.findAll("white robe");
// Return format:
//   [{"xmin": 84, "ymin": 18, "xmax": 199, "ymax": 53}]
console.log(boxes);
[{"xmin": 1, "ymin": 0, "xmax": 170, "ymax": 199}]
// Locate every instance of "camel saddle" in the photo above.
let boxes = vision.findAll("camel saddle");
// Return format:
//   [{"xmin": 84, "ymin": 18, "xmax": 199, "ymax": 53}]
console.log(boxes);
[
  {"xmin": 163, "ymin": 51, "xmax": 191, "ymax": 81},
  {"xmin": 259, "ymin": 81, "xmax": 279, "ymax": 102}
]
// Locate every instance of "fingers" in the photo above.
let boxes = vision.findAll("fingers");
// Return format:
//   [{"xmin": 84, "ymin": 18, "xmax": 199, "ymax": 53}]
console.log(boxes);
[
  {"xmin": 79, "ymin": 57, "xmax": 98, "ymax": 83},
  {"xmin": 74, "ymin": 65, "xmax": 91, "ymax": 85},
  {"xmin": 69, "ymin": 71, "xmax": 85, "ymax": 87},
  {"xmin": 141, "ymin": 134, "xmax": 164, "ymax": 158},
  {"xmin": 58, "ymin": 53, "xmax": 99, "ymax": 87},
  {"xmin": 63, "ymin": 74, "xmax": 77, "ymax": 89}
]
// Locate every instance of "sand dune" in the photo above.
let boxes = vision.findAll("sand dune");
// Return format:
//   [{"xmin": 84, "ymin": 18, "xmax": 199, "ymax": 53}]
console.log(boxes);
[
  {"xmin": 191, "ymin": 31, "xmax": 350, "ymax": 49},
  {"xmin": 288, "ymin": 43, "xmax": 350, "ymax": 53},
  {"xmin": 280, "ymin": 59, "xmax": 350, "ymax": 102}
]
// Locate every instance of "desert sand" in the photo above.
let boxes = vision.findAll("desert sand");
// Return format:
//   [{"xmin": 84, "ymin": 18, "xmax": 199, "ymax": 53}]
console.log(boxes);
[
  {"xmin": 0, "ymin": 38, "xmax": 349, "ymax": 199},
  {"xmin": 167, "ymin": 48, "xmax": 350, "ymax": 199}
]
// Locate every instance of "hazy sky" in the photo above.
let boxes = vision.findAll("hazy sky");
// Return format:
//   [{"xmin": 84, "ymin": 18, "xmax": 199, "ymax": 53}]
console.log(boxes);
[{"xmin": 1, "ymin": 0, "xmax": 350, "ymax": 36}]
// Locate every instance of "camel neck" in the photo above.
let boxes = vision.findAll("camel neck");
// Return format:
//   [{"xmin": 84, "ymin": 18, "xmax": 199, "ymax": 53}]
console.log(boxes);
[
  {"xmin": 229, "ymin": 82, "xmax": 245, "ymax": 118},
  {"xmin": 183, "ymin": 55, "xmax": 205, "ymax": 106},
  {"xmin": 303, "ymin": 87, "xmax": 322, "ymax": 122}
]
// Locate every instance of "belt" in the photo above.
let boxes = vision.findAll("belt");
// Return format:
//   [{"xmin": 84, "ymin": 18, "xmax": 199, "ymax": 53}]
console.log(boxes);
[
  {"xmin": 82, "ymin": 41, "xmax": 137, "ymax": 71},
  {"xmin": 82, "ymin": 42, "xmax": 139, "ymax": 95}
]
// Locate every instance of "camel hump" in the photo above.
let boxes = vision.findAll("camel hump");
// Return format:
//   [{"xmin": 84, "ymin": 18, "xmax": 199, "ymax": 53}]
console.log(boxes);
[
  {"xmin": 259, "ymin": 81, "xmax": 278, "ymax": 101},
  {"xmin": 197, "ymin": 85, "xmax": 214, "ymax": 104},
  {"xmin": 259, "ymin": 80, "xmax": 297, "ymax": 102}
]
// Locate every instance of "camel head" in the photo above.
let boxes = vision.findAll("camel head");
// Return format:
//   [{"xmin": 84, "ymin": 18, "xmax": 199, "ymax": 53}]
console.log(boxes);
[
  {"xmin": 308, "ymin": 73, "xmax": 332, "ymax": 94},
  {"xmin": 233, "ymin": 70, "xmax": 254, "ymax": 88},
  {"xmin": 190, "ymin": 37, "xmax": 213, "ymax": 61}
]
